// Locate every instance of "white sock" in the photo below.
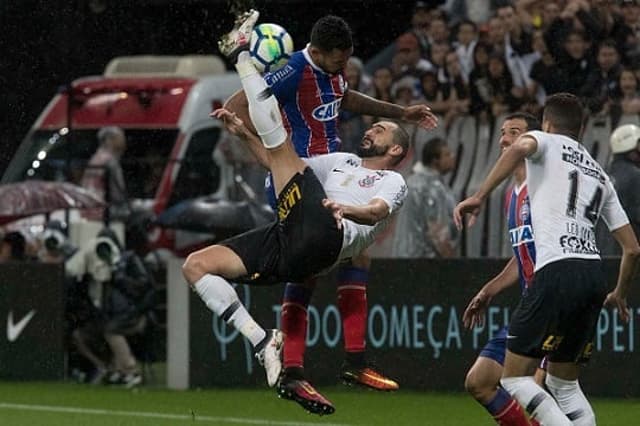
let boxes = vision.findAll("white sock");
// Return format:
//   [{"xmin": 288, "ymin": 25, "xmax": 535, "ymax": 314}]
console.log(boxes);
[
  {"xmin": 501, "ymin": 376, "xmax": 572, "ymax": 425},
  {"xmin": 193, "ymin": 274, "xmax": 266, "ymax": 347},
  {"xmin": 234, "ymin": 53, "xmax": 287, "ymax": 148},
  {"xmin": 545, "ymin": 374, "xmax": 596, "ymax": 426}
]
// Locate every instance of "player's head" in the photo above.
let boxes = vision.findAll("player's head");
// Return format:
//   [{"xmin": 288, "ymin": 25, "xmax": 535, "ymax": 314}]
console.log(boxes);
[
  {"xmin": 358, "ymin": 121, "xmax": 409, "ymax": 167},
  {"xmin": 542, "ymin": 93, "xmax": 585, "ymax": 140},
  {"xmin": 422, "ymin": 137, "xmax": 455, "ymax": 174},
  {"xmin": 309, "ymin": 15, "xmax": 354, "ymax": 74},
  {"xmin": 500, "ymin": 112, "xmax": 541, "ymax": 150}
]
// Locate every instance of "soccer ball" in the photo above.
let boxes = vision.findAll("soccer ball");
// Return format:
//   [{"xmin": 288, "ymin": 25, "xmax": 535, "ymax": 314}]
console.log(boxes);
[{"xmin": 250, "ymin": 23, "xmax": 294, "ymax": 73}]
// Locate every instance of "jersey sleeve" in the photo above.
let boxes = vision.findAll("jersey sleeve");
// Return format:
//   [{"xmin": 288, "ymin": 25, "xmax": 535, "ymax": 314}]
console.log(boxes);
[
  {"xmin": 600, "ymin": 178, "xmax": 630, "ymax": 231},
  {"xmin": 373, "ymin": 172, "xmax": 408, "ymax": 214},
  {"xmin": 524, "ymin": 130, "xmax": 547, "ymax": 162},
  {"xmin": 264, "ymin": 63, "xmax": 299, "ymax": 104}
]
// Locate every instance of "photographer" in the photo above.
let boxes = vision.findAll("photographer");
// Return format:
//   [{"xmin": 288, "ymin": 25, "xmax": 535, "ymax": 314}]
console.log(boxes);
[{"xmin": 66, "ymin": 228, "xmax": 154, "ymax": 387}]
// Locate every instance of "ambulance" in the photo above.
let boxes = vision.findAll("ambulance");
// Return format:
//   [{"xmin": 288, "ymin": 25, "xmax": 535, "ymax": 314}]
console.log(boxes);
[{"xmin": 1, "ymin": 55, "xmax": 244, "ymax": 253}]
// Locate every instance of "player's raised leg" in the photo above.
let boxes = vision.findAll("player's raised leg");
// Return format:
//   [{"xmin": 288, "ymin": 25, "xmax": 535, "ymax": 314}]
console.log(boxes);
[
  {"xmin": 182, "ymin": 243, "xmax": 283, "ymax": 387},
  {"xmin": 218, "ymin": 9, "xmax": 306, "ymax": 195}
]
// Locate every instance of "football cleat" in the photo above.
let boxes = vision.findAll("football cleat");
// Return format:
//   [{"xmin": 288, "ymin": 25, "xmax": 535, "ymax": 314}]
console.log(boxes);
[
  {"xmin": 254, "ymin": 329, "xmax": 283, "ymax": 387},
  {"xmin": 277, "ymin": 376, "xmax": 335, "ymax": 416},
  {"xmin": 218, "ymin": 9, "xmax": 260, "ymax": 61},
  {"xmin": 340, "ymin": 364, "xmax": 399, "ymax": 391}
]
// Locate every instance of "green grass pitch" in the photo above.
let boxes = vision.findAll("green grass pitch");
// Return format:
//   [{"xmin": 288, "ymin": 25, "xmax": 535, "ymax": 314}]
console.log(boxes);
[{"xmin": 0, "ymin": 382, "xmax": 638, "ymax": 425}]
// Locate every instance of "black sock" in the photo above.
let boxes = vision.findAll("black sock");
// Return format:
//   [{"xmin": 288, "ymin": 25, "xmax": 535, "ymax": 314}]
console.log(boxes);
[
  {"xmin": 344, "ymin": 351, "xmax": 366, "ymax": 368},
  {"xmin": 283, "ymin": 366, "xmax": 305, "ymax": 381}
]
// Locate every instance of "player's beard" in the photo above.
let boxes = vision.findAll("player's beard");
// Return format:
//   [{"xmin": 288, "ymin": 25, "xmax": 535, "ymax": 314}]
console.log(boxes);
[{"xmin": 357, "ymin": 143, "xmax": 388, "ymax": 158}]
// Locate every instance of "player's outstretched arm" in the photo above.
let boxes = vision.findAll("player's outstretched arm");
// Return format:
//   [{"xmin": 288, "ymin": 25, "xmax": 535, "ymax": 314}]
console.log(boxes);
[
  {"xmin": 211, "ymin": 108, "xmax": 271, "ymax": 169},
  {"xmin": 342, "ymin": 89, "xmax": 438, "ymax": 129},
  {"xmin": 605, "ymin": 223, "xmax": 640, "ymax": 322},
  {"xmin": 454, "ymin": 135, "xmax": 537, "ymax": 230},
  {"xmin": 324, "ymin": 198, "xmax": 390, "ymax": 226},
  {"xmin": 463, "ymin": 257, "xmax": 519, "ymax": 329}
]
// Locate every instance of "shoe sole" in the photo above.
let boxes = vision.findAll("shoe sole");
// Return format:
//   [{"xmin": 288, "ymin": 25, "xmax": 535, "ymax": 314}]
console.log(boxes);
[{"xmin": 277, "ymin": 386, "xmax": 335, "ymax": 415}]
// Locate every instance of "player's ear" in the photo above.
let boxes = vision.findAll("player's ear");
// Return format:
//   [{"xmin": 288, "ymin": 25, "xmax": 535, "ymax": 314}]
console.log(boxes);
[{"xmin": 389, "ymin": 144, "xmax": 404, "ymax": 159}]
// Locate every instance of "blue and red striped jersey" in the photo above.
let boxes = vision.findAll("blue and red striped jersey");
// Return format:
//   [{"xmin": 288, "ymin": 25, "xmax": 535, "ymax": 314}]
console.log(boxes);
[
  {"xmin": 506, "ymin": 184, "xmax": 536, "ymax": 293},
  {"xmin": 264, "ymin": 47, "xmax": 347, "ymax": 158}
]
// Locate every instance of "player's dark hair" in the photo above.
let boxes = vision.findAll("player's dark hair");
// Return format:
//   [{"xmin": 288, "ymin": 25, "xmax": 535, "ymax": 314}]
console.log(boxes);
[
  {"xmin": 504, "ymin": 112, "xmax": 541, "ymax": 131},
  {"xmin": 310, "ymin": 15, "xmax": 353, "ymax": 52},
  {"xmin": 422, "ymin": 137, "xmax": 447, "ymax": 165},
  {"xmin": 390, "ymin": 124, "xmax": 410, "ymax": 165},
  {"xmin": 543, "ymin": 93, "xmax": 585, "ymax": 140}
]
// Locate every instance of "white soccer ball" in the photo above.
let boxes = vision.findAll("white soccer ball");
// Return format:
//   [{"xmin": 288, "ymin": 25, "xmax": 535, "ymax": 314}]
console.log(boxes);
[{"xmin": 250, "ymin": 23, "xmax": 294, "ymax": 73}]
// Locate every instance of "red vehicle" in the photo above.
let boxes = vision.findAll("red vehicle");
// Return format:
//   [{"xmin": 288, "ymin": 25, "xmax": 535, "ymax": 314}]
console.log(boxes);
[{"xmin": 2, "ymin": 55, "xmax": 251, "ymax": 254}]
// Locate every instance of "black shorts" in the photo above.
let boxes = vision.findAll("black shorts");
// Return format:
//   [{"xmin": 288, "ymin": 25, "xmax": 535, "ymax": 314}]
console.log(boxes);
[
  {"xmin": 507, "ymin": 259, "xmax": 606, "ymax": 363},
  {"xmin": 220, "ymin": 167, "xmax": 343, "ymax": 285}
]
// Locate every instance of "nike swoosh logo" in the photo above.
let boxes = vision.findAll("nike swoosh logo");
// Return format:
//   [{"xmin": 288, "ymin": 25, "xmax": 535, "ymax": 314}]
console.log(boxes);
[
  {"xmin": 332, "ymin": 168, "xmax": 345, "ymax": 173},
  {"xmin": 7, "ymin": 310, "xmax": 36, "ymax": 342},
  {"xmin": 506, "ymin": 335, "xmax": 518, "ymax": 340}
]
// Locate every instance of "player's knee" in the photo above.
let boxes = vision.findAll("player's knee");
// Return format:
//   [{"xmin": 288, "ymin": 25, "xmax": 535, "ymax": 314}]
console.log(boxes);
[
  {"xmin": 183, "ymin": 252, "xmax": 209, "ymax": 285},
  {"xmin": 464, "ymin": 368, "xmax": 493, "ymax": 401}
]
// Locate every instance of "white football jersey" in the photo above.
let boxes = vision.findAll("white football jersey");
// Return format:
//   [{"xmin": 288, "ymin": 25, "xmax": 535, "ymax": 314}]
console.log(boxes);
[
  {"xmin": 524, "ymin": 131, "xmax": 629, "ymax": 271},
  {"xmin": 304, "ymin": 153, "xmax": 408, "ymax": 260}
]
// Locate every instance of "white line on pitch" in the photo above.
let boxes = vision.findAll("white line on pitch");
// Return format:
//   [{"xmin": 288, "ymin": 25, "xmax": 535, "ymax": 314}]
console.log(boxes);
[{"xmin": 0, "ymin": 402, "xmax": 351, "ymax": 426}]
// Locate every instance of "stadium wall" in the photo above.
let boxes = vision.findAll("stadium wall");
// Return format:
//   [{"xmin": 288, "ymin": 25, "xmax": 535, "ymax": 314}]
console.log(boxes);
[{"xmin": 170, "ymin": 258, "xmax": 640, "ymax": 398}]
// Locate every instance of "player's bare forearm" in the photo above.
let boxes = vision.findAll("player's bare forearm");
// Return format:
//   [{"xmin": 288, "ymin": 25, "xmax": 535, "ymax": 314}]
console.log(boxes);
[
  {"xmin": 611, "ymin": 224, "xmax": 640, "ymax": 298},
  {"xmin": 483, "ymin": 256, "xmax": 520, "ymax": 297},
  {"xmin": 341, "ymin": 198, "xmax": 390, "ymax": 225},
  {"xmin": 342, "ymin": 90, "xmax": 404, "ymax": 119},
  {"xmin": 476, "ymin": 137, "xmax": 534, "ymax": 199}
]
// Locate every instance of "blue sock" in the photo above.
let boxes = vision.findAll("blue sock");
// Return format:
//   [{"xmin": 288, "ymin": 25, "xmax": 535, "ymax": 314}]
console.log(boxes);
[{"xmin": 484, "ymin": 387, "xmax": 512, "ymax": 416}]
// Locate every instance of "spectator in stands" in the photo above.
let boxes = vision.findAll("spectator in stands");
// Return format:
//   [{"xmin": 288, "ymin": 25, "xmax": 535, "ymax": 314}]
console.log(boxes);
[
  {"xmin": 552, "ymin": 29, "xmax": 594, "ymax": 94},
  {"xmin": 581, "ymin": 39, "xmax": 622, "ymax": 113},
  {"xmin": 391, "ymin": 75, "xmax": 419, "ymax": 107},
  {"xmin": 468, "ymin": 42, "xmax": 492, "ymax": 115},
  {"xmin": 444, "ymin": 0, "xmax": 496, "ymax": 26},
  {"xmin": 441, "ymin": 52, "xmax": 471, "ymax": 125},
  {"xmin": 0, "ymin": 231, "xmax": 27, "ymax": 262},
  {"xmin": 471, "ymin": 52, "xmax": 522, "ymax": 118},
  {"xmin": 427, "ymin": 15, "xmax": 451, "ymax": 47},
  {"xmin": 418, "ymin": 70, "xmax": 450, "ymax": 116},
  {"xmin": 367, "ymin": 67, "xmax": 394, "ymax": 104},
  {"xmin": 611, "ymin": 68, "xmax": 640, "ymax": 121},
  {"xmin": 409, "ymin": 1, "xmax": 433, "ymax": 55},
  {"xmin": 611, "ymin": 0, "xmax": 640, "ymax": 65},
  {"xmin": 486, "ymin": 16, "xmax": 507, "ymax": 54},
  {"xmin": 392, "ymin": 32, "xmax": 434, "ymax": 78},
  {"xmin": 499, "ymin": 3, "xmax": 534, "ymax": 56},
  {"xmin": 431, "ymin": 42, "xmax": 452, "ymax": 82},
  {"xmin": 340, "ymin": 57, "xmax": 371, "ymax": 153},
  {"xmin": 392, "ymin": 137, "xmax": 459, "ymax": 258},
  {"xmin": 81, "ymin": 126, "xmax": 129, "ymax": 221},
  {"xmin": 606, "ymin": 124, "xmax": 640, "ymax": 250},
  {"xmin": 454, "ymin": 19, "xmax": 478, "ymax": 81},
  {"xmin": 528, "ymin": 29, "xmax": 563, "ymax": 105}
]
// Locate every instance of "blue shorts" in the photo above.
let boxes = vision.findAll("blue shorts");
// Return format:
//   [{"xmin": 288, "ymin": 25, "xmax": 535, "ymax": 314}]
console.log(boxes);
[{"xmin": 479, "ymin": 326, "xmax": 508, "ymax": 365}]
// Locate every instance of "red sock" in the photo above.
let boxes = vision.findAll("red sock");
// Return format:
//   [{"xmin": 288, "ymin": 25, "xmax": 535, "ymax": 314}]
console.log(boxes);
[
  {"xmin": 281, "ymin": 283, "xmax": 311, "ymax": 368},
  {"xmin": 337, "ymin": 266, "xmax": 368, "ymax": 353},
  {"xmin": 494, "ymin": 399, "xmax": 531, "ymax": 426}
]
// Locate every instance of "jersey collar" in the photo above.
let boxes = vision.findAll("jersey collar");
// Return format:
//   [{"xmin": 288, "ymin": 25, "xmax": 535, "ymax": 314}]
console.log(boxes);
[{"xmin": 303, "ymin": 45, "xmax": 328, "ymax": 74}]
